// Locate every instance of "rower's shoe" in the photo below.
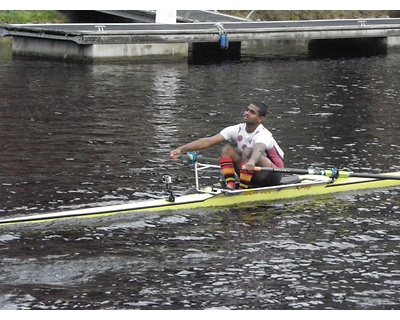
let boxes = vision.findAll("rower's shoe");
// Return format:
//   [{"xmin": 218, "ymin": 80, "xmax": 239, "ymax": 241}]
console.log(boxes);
[{"xmin": 224, "ymin": 182, "xmax": 238, "ymax": 190}]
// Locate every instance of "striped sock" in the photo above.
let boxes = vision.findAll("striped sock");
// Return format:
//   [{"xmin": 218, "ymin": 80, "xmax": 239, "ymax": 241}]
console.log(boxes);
[
  {"xmin": 239, "ymin": 162, "xmax": 254, "ymax": 189},
  {"xmin": 219, "ymin": 157, "xmax": 236, "ymax": 189}
]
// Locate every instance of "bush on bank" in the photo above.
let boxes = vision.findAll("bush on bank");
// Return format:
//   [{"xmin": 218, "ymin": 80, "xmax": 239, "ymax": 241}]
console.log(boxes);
[
  {"xmin": 0, "ymin": 11, "xmax": 68, "ymax": 24},
  {"xmin": 223, "ymin": 10, "xmax": 397, "ymax": 21}
]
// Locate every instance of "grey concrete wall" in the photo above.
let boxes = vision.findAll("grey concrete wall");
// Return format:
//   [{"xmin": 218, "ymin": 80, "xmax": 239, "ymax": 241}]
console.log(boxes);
[
  {"xmin": 12, "ymin": 37, "xmax": 188, "ymax": 62},
  {"xmin": 387, "ymin": 36, "xmax": 400, "ymax": 46}
]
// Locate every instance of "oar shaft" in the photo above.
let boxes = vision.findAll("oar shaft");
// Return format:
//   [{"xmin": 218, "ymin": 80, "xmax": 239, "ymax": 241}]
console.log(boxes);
[
  {"xmin": 253, "ymin": 166, "xmax": 400, "ymax": 180},
  {"xmin": 196, "ymin": 155, "xmax": 219, "ymax": 163},
  {"xmin": 341, "ymin": 172, "xmax": 400, "ymax": 180},
  {"xmin": 253, "ymin": 166, "xmax": 316, "ymax": 175}
]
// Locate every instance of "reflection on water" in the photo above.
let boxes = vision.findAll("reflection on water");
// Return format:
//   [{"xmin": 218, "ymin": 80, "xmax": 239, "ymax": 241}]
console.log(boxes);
[
  {"xmin": 1, "ymin": 191, "xmax": 399, "ymax": 310},
  {"xmin": 151, "ymin": 67, "xmax": 185, "ymax": 154},
  {"xmin": 0, "ymin": 41, "xmax": 400, "ymax": 309}
]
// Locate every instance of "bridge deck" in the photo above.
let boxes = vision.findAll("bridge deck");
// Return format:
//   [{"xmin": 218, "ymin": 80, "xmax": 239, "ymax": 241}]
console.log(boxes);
[{"xmin": 2, "ymin": 18, "xmax": 400, "ymax": 45}]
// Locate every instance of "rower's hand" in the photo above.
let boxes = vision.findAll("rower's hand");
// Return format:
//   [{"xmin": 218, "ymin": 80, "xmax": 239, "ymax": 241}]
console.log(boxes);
[
  {"xmin": 241, "ymin": 162, "xmax": 255, "ymax": 172},
  {"xmin": 169, "ymin": 149, "xmax": 181, "ymax": 159}
]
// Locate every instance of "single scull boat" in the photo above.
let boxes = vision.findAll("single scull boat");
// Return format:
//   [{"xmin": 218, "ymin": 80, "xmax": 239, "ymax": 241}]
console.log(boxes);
[{"xmin": 1, "ymin": 153, "xmax": 399, "ymax": 226}]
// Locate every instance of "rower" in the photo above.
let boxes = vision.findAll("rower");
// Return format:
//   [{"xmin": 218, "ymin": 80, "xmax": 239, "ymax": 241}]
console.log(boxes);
[{"xmin": 169, "ymin": 102, "xmax": 284, "ymax": 190}]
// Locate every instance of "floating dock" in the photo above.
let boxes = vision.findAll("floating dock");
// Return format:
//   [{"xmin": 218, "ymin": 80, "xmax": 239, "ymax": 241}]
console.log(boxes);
[{"xmin": 1, "ymin": 18, "xmax": 400, "ymax": 63}]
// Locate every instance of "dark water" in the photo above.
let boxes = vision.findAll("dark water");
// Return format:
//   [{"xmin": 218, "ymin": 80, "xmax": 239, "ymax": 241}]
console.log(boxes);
[{"xmin": 0, "ymin": 40, "xmax": 399, "ymax": 310}]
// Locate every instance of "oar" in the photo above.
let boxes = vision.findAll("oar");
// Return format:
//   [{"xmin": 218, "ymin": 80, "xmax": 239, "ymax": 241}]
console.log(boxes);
[
  {"xmin": 179, "ymin": 152, "xmax": 218, "ymax": 164},
  {"xmin": 252, "ymin": 166, "xmax": 400, "ymax": 180}
]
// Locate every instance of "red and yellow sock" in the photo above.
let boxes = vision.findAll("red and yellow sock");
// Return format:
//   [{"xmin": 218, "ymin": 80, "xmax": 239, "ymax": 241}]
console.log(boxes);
[
  {"xmin": 239, "ymin": 162, "xmax": 254, "ymax": 189},
  {"xmin": 219, "ymin": 157, "xmax": 236, "ymax": 189}
]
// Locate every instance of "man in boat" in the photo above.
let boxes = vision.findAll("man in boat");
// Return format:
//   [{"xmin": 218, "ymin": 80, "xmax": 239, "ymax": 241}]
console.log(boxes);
[{"xmin": 169, "ymin": 102, "xmax": 284, "ymax": 189}]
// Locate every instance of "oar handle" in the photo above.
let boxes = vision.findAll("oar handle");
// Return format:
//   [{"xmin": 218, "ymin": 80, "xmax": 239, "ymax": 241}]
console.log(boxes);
[{"xmin": 180, "ymin": 152, "xmax": 218, "ymax": 164}]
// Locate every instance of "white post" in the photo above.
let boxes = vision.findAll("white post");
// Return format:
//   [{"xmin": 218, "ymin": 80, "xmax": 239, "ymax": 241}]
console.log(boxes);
[{"xmin": 155, "ymin": 10, "xmax": 177, "ymax": 23}]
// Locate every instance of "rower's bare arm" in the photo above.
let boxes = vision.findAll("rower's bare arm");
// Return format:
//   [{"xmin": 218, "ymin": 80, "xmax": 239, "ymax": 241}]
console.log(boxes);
[
  {"xmin": 170, "ymin": 133, "xmax": 225, "ymax": 158},
  {"xmin": 251, "ymin": 143, "xmax": 267, "ymax": 163},
  {"xmin": 242, "ymin": 143, "xmax": 267, "ymax": 171}
]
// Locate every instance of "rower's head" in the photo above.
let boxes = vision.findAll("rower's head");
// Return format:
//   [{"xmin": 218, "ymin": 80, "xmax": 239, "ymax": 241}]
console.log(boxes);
[
  {"xmin": 243, "ymin": 102, "xmax": 268, "ymax": 125},
  {"xmin": 255, "ymin": 101, "xmax": 268, "ymax": 117},
  {"xmin": 246, "ymin": 102, "xmax": 267, "ymax": 118}
]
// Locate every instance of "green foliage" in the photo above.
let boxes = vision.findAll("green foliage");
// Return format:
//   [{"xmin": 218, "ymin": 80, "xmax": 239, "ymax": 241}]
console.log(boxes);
[
  {"xmin": 0, "ymin": 11, "xmax": 68, "ymax": 24},
  {"xmin": 222, "ymin": 10, "xmax": 393, "ymax": 21}
]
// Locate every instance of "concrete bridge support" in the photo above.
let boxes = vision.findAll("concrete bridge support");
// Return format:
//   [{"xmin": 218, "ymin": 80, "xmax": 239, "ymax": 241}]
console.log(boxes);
[
  {"xmin": 11, "ymin": 34, "xmax": 241, "ymax": 63},
  {"xmin": 189, "ymin": 42, "xmax": 241, "ymax": 64},
  {"xmin": 11, "ymin": 36, "xmax": 189, "ymax": 62},
  {"xmin": 308, "ymin": 37, "xmax": 388, "ymax": 58},
  {"xmin": 10, "ymin": 35, "xmax": 392, "ymax": 63}
]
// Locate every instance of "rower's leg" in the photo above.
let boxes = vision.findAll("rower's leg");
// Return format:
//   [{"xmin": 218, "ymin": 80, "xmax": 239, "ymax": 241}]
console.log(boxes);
[
  {"xmin": 239, "ymin": 162, "xmax": 253, "ymax": 189},
  {"xmin": 219, "ymin": 157, "xmax": 236, "ymax": 189},
  {"xmin": 220, "ymin": 144, "xmax": 241, "ymax": 189},
  {"xmin": 239, "ymin": 148, "xmax": 254, "ymax": 189}
]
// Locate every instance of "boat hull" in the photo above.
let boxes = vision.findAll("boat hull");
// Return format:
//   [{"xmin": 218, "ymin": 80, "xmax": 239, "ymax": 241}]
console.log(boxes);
[{"xmin": 1, "ymin": 172, "xmax": 399, "ymax": 226}]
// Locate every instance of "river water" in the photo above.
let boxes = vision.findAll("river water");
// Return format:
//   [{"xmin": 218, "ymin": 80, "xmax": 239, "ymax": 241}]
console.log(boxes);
[{"xmin": 0, "ymin": 40, "xmax": 399, "ymax": 310}]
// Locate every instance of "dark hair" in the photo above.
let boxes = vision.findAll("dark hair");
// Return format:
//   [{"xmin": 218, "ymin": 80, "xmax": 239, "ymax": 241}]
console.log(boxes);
[{"xmin": 256, "ymin": 102, "xmax": 268, "ymax": 117}]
